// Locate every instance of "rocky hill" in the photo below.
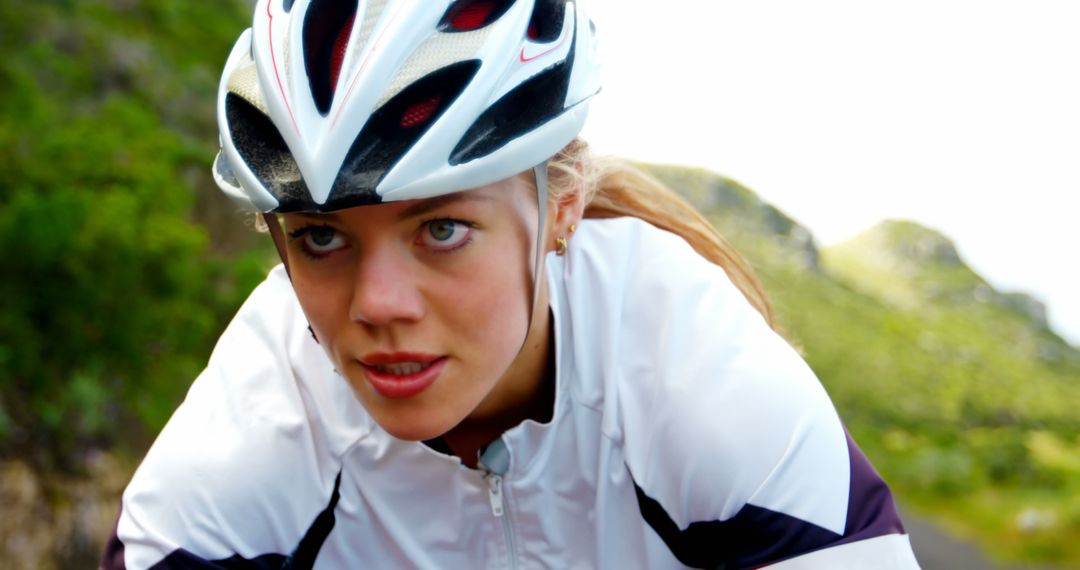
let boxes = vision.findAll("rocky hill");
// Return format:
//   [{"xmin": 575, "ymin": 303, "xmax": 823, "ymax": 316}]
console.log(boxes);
[
  {"xmin": 639, "ymin": 163, "xmax": 1080, "ymax": 567},
  {"xmin": 825, "ymin": 220, "xmax": 1049, "ymax": 329},
  {"xmin": 643, "ymin": 164, "xmax": 821, "ymax": 271}
]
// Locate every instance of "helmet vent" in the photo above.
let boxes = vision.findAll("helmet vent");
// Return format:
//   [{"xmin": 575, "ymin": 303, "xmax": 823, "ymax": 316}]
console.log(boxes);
[
  {"xmin": 450, "ymin": 35, "xmax": 575, "ymax": 165},
  {"xmin": 527, "ymin": 0, "xmax": 567, "ymax": 43},
  {"xmin": 439, "ymin": 0, "xmax": 514, "ymax": 33},
  {"xmin": 330, "ymin": 16, "xmax": 354, "ymax": 95},
  {"xmin": 303, "ymin": 0, "xmax": 359, "ymax": 116},
  {"xmin": 400, "ymin": 96, "xmax": 443, "ymax": 128},
  {"xmin": 329, "ymin": 61, "xmax": 481, "ymax": 210},
  {"xmin": 225, "ymin": 93, "xmax": 309, "ymax": 209}
]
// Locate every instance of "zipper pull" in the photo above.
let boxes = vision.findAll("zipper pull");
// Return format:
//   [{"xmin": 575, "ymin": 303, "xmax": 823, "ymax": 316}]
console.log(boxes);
[{"xmin": 486, "ymin": 473, "xmax": 505, "ymax": 517}]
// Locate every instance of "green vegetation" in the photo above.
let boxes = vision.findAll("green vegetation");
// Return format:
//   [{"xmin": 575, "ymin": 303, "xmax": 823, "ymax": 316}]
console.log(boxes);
[
  {"xmin": 645, "ymin": 164, "xmax": 1080, "ymax": 566},
  {"xmin": 0, "ymin": 0, "xmax": 268, "ymax": 474}
]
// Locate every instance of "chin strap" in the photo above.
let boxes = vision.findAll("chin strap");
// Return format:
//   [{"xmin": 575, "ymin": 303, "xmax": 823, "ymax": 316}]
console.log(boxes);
[
  {"xmin": 263, "ymin": 212, "xmax": 291, "ymax": 280},
  {"xmin": 264, "ymin": 212, "xmax": 320, "ymax": 342},
  {"xmin": 529, "ymin": 161, "xmax": 549, "ymax": 328}
]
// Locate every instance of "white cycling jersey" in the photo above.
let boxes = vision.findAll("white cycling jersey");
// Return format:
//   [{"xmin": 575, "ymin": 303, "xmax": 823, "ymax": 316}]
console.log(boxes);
[{"xmin": 103, "ymin": 217, "xmax": 920, "ymax": 569}]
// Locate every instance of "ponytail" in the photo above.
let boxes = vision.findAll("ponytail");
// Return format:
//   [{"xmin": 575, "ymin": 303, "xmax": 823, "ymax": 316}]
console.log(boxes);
[{"xmin": 547, "ymin": 139, "xmax": 777, "ymax": 331}]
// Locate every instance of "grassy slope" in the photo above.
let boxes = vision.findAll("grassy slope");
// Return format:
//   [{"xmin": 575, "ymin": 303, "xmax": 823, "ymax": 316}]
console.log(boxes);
[{"xmin": 642, "ymin": 164, "xmax": 1080, "ymax": 566}]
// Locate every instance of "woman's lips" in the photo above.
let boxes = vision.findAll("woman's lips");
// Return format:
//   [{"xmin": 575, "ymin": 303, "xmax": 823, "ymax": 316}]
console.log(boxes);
[{"xmin": 359, "ymin": 354, "xmax": 448, "ymax": 399}]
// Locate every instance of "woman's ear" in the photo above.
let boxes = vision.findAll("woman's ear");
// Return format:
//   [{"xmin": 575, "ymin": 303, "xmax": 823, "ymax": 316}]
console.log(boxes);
[{"xmin": 552, "ymin": 184, "xmax": 586, "ymax": 237}]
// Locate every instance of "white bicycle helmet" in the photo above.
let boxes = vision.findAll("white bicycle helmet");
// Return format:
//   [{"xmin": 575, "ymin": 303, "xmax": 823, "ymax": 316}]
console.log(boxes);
[{"xmin": 213, "ymin": 0, "xmax": 601, "ymax": 214}]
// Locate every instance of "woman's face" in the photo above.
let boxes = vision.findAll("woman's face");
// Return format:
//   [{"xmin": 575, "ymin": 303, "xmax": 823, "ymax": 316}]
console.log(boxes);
[{"xmin": 283, "ymin": 175, "xmax": 564, "ymax": 442}]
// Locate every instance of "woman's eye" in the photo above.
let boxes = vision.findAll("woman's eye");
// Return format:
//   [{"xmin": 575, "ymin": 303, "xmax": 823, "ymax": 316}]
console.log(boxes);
[
  {"xmin": 418, "ymin": 219, "xmax": 473, "ymax": 251},
  {"xmin": 295, "ymin": 226, "xmax": 346, "ymax": 256}
]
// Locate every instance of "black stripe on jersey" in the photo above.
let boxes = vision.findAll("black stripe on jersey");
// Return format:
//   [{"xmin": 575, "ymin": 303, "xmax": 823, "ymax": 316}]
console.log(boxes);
[
  {"xmin": 282, "ymin": 470, "xmax": 342, "ymax": 568},
  {"xmin": 151, "ymin": 549, "xmax": 287, "ymax": 569},
  {"xmin": 101, "ymin": 471, "xmax": 343, "ymax": 570},
  {"xmin": 634, "ymin": 482, "xmax": 838, "ymax": 569},
  {"xmin": 631, "ymin": 430, "xmax": 905, "ymax": 569},
  {"xmin": 839, "ymin": 429, "xmax": 907, "ymax": 540},
  {"xmin": 100, "ymin": 505, "xmax": 127, "ymax": 569}
]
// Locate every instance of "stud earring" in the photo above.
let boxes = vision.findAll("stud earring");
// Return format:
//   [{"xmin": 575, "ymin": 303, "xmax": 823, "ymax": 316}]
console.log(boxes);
[
  {"xmin": 555, "ymin": 236, "xmax": 568, "ymax": 256},
  {"xmin": 568, "ymin": 223, "xmax": 577, "ymax": 235}
]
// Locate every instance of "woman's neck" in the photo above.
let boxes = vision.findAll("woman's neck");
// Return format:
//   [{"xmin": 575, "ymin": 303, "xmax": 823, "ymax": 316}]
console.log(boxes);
[{"xmin": 441, "ymin": 311, "xmax": 557, "ymax": 468}]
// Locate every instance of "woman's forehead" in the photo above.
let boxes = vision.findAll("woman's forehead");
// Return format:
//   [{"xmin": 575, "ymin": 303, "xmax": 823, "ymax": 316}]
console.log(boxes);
[{"xmin": 287, "ymin": 176, "xmax": 531, "ymax": 224}]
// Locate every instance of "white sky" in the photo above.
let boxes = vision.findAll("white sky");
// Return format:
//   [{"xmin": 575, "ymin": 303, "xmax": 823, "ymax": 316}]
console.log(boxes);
[{"xmin": 581, "ymin": 0, "xmax": 1080, "ymax": 345}]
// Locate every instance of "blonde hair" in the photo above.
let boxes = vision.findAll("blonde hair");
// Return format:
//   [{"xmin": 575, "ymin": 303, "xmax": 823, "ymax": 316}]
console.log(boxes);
[{"xmin": 546, "ymin": 138, "xmax": 777, "ymax": 330}]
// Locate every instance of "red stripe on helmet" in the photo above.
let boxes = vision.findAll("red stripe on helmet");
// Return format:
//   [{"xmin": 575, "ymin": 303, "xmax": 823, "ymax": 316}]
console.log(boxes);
[{"xmin": 330, "ymin": 14, "xmax": 356, "ymax": 94}]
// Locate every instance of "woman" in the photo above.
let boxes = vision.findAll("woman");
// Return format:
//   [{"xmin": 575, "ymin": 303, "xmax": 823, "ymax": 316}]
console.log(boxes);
[{"xmin": 103, "ymin": 1, "xmax": 920, "ymax": 568}]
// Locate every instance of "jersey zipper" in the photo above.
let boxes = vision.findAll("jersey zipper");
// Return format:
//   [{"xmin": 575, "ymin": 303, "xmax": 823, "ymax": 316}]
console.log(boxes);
[
  {"xmin": 485, "ymin": 471, "xmax": 519, "ymax": 570},
  {"xmin": 480, "ymin": 437, "xmax": 519, "ymax": 570}
]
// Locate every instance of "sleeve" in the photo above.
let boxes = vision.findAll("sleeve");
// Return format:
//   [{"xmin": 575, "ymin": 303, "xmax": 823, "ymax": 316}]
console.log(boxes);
[
  {"xmin": 612, "ymin": 222, "xmax": 920, "ymax": 569},
  {"xmin": 100, "ymin": 267, "xmax": 364, "ymax": 570}
]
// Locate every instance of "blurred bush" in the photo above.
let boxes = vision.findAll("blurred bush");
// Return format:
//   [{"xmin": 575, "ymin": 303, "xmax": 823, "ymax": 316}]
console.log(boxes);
[{"xmin": 0, "ymin": 0, "xmax": 267, "ymax": 475}]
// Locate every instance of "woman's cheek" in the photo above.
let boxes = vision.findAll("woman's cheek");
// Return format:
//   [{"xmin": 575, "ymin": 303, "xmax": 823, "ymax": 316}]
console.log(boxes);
[
  {"xmin": 472, "ymin": 269, "xmax": 531, "ymax": 337},
  {"xmin": 293, "ymin": 276, "xmax": 348, "ymax": 340}
]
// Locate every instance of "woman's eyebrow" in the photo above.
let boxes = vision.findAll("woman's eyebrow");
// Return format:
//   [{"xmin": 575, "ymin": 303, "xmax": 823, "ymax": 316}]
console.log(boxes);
[
  {"xmin": 397, "ymin": 192, "xmax": 494, "ymax": 220},
  {"xmin": 290, "ymin": 212, "xmax": 341, "ymax": 223}
]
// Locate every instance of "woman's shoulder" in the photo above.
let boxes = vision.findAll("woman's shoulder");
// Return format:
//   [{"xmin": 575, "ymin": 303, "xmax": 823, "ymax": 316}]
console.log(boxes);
[
  {"xmin": 572, "ymin": 217, "xmax": 833, "ymax": 418},
  {"xmin": 114, "ymin": 265, "xmax": 371, "ymax": 565},
  {"xmin": 197, "ymin": 264, "xmax": 372, "ymax": 442},
  {"xmin": 135, "ymin": 263, "xmax": 369, "ymax": 471},
  {"xmin": 560, "ymin": 218, "xmax": 846, "ymax": 502},
  {"xmin": 561, "ymin": 217, "xmax": 779, "ymax": 370},
  {"xmin": 569, "ymin": 217, "xmax": 747, "ymax": 311},
  {"xmin": 556, "ymin": 217, "xmax": 771, "ymax": 386},
  {"xmin": 116, "ymin": 392, "xmax": 346, "ymax": 567},
  {"xmin": 559, "ymin": 220, "xmax": 895, "ymax": 561},
  {"xmin": 572, "ymin": 216, "xmax": 699, "ymax": 267}
]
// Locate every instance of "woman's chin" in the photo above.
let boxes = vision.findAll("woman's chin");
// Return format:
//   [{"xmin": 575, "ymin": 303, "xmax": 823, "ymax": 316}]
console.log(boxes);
[{"xmin": 370, "ymin": 411, "xmax": 459, "ymax": 443}]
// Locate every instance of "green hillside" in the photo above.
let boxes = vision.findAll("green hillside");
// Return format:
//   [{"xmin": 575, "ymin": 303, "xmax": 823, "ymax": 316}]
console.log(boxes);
[{"xmin": 645, "ymin": 164, "xmax": 1080, "ymax": 566}]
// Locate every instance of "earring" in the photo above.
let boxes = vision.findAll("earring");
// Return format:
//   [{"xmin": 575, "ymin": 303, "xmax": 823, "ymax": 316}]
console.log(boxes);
[
  {"xmin": 555, "ymin": 236, "xmax": 568, "ymax": 256},
  {"xmin": 568, "ymin": 224, "xmax": 577, "ymax": 235}
]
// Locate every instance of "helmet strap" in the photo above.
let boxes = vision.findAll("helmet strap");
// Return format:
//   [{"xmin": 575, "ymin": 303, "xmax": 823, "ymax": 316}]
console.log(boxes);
[
  {"xmin": 264, "ymin": 213, "xmax": 322, "ymax": 342},
  {"xmin": 529, "ymin": 161, "xmax": 550, "ymax": 325},
  {"xmin": 263, "ymin": 213, "xmax": 292, "ymax": 281}
]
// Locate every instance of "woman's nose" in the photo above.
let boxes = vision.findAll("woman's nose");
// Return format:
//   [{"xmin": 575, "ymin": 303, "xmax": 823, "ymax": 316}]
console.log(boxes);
[{"xmin": 348, "ymin": 245, "xmax": 425, "ymax": 326}]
